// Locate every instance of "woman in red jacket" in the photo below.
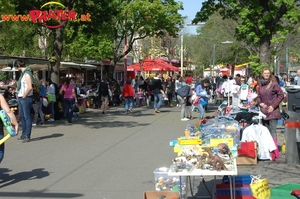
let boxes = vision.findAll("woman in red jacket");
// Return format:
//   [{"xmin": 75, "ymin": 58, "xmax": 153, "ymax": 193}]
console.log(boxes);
[
  {"xmin": 122, "ymin": 79, "xmax": 135, "ymax": 114},
  {"xmin": 257, "ymin": 68, "xmax": 284, "ymax": 139}
]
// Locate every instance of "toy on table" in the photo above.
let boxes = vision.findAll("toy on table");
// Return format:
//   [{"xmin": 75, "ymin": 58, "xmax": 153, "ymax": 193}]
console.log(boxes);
[
  {"xmin": 202, "ymin": 147, "xmax": 228, "ymax": 171},
  {"xmin": 0, "ymin": 110, "xmax": 17, "ymax": 145}
]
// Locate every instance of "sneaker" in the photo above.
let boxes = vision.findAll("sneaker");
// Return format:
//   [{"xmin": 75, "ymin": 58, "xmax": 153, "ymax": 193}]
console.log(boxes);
[
  {"xmin": 32, "ymin": 123, "xmax": 37, "ymax": 126},
  {"xmin": 17, "ymin": 136, "xmax": 25, "ymax": 140},
  {"xmin": 39, "ymin": 122, "xmax": 45, "ymax": 125},
  {"xmin": 181, "ymin": 118, "xmax": 189, "ymax": 121},
  {"xmin": 22, "ymin": 137, "xmax": 30, "ymax": 143},
  {"xmin": 48, "ymin": 118, "xmax": 54, "ymax": 122}
]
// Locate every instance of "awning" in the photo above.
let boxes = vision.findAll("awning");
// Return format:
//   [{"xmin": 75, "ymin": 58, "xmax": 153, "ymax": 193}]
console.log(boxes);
[
  {"xmin": 0, "ymin": 55, "xmax": 49, "ymax": 65},
  {"xmin": 60, "ymin": 62, "xmax": 96, "ymax": 69},
  {"xmin": 235, "ymin": 62, "xmax": 251, "ymax": 68}
]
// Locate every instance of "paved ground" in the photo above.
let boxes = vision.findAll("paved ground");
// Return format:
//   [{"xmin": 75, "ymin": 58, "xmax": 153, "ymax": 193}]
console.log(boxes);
[{"xmin": 0, "ymin": 102, "xmax": 299, "ymax": 199}]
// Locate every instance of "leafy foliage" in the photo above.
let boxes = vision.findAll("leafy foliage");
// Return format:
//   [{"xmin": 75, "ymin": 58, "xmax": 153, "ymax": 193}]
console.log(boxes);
[{"xmin": 193, "ymin": 0, "xmax": 300, "ymax": 66}]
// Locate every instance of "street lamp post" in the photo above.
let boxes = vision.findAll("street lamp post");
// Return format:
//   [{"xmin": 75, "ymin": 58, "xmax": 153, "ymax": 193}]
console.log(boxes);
[
  {"xmin": 220, "ymin": 40, "xmax": 234, "ymax": 107},
  {"xmin": 211, "ymin": 43, "xmax": 216, "ymax": 77},
  {"xmin": 180, "ymin": 35, "xmax": 184, "ymax": 77}
]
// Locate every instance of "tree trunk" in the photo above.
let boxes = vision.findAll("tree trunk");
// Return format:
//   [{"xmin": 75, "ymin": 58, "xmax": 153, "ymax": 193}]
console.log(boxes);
[
  {"xmin": 259, "ymin": 36, "xmax": 272, "ymax": 66},
  {"xmin": 51, "ymin": 26, "xmax": 65, "ymax": 85}
]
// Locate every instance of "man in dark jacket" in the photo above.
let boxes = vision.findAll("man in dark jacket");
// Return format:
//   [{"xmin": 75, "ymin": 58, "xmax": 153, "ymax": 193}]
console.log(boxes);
[{"xmin": 152, "ymin": 73, "xmax": 165, "ymax": 113}]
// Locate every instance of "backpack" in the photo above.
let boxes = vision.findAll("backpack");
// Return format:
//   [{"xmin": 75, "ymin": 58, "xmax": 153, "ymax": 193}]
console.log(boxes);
[
  {"xmin": 32, "ymin": 83, "xmax": 40, "ymax": 103},
  {"xmin": 176, "ymin": 85, "xmax": 190, "ymax": 98},
  {"xmin": 99, "ymin": 82, "xmax": 109, "ymax": 95}
]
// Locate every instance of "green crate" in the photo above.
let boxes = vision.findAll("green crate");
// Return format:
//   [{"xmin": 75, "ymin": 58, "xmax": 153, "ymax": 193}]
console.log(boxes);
[{"xmin": 271, "ymin": 183, "xmax": 300, "ymax": 199}]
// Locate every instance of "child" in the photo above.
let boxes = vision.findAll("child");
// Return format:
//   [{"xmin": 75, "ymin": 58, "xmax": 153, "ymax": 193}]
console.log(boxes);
[{"xmin": 137, "ymin": 88, "xmax": 144, "ymax": 107}]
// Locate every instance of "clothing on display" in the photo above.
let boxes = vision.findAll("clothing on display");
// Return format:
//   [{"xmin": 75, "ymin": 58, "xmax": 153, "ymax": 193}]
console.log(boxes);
[{"xmin": 241, "ymin": 123, "xmax": 277, "ymax": 160}]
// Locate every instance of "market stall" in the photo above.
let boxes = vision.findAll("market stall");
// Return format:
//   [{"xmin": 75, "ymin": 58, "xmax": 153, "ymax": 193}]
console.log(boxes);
[{"xmin": 150, "ymin": 116, "xmax": 241, "ymax": 199}]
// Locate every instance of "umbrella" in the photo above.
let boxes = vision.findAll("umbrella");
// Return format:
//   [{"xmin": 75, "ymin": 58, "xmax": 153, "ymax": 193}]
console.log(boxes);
[
  {"xmin": 126, "ymin": 59, "xmax": 180, "ymax": 72},
  {"xmin": 142, "ymin": 59, "xmax": 179, "ymax": 72},
  {"xmin": 127, "ymin": 64, "xmax": 141, "ymax": 71}
]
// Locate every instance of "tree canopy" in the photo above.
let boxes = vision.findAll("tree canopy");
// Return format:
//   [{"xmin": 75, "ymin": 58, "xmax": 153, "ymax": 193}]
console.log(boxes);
[{"xmin": 193, "ymin": 0, "xmax": 300, "ymax": 68}]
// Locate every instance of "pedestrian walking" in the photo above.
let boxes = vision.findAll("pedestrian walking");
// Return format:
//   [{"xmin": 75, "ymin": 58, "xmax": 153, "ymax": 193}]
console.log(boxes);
[
  {"xmin": 151, "ymin": 73, "xmax": 165, "ymax": 113},
  {"xmin": 122, "ymin": 79, "xmax": 135, "ymax": 114},
  {"xmin": 59, "ymin": 78, "xmax": 77, "ymax": 123},
  {"xmin": 32, "ymin": 79, "xmax": 46, "ymax": 126}
]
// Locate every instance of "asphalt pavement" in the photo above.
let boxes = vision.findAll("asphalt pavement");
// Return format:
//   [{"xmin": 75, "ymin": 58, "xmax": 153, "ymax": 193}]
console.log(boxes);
[{"xmin": 0, "ymin": 102, "xmax": 299, "ymax": 199}]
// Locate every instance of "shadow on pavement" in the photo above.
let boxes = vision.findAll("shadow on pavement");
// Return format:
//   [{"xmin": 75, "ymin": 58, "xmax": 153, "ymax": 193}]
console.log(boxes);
[
  {"xmin": 29, "ymin": 133, "xmax": 64, "ymax": 142},
  {"xmin": 0, "ymin": 192, "xmax": 83, "ymax": 198},
  {"xmin": 187, "ymin": 178, "xmax": 222, "ymax": 199},
  {"xmin": 0, "ymin": 168, "xmax": 50, "ymax": 189},
  {"xmin": 81, "ymin": 120, "xmax": 151, "ymax": 129}
]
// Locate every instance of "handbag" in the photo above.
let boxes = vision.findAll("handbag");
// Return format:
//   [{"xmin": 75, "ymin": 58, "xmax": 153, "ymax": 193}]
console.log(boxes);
[
  {"xmin": 238, "ymin": 142, "xmax": 256, "ymax": 158},
  {"xmin": 199, "ymin": 97, "xmax": 208, "ymax": 106},
  {"xmin": 47, "ymin": 93, "xmax": 56, "ymax": 102},
  {"xmin": 72, "ymin": 103, "xmax": 79, "ymax": 113},
  {"xmin": 177, "ymin": 86, "xmax": 190, "ymax": 98},
  {"xmin": 250, "ymin": 175, "xmax": 271, "ymax": 199},
  {"xmin": 193, "ymin": 96, "xmax": 201, "ymax": 106}
]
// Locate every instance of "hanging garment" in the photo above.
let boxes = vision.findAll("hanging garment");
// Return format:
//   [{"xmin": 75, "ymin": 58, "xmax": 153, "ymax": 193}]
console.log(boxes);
[{"xmin": 241, "ymin": 124, "xmax": 276, "ymax": 160}]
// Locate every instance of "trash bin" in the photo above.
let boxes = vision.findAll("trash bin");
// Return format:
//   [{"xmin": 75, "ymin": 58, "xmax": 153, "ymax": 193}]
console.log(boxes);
[
  {"xmin": 285, "ymin": 111, "xmax": 300, "ymax": 165},
  {"xmin": 286, "ymin": 86, "xmax": 300, "ymax": 113}
]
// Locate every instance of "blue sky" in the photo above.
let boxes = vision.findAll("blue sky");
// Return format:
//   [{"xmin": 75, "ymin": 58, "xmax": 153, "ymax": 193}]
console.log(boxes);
[{"xmin": 178, "ymin": 0, "xmax": 205, "ymax": 34}]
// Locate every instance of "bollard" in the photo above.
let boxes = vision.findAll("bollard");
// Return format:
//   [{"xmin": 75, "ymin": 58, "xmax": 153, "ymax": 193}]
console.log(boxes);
[{"xmin": 285, "ymin": 111, "xmax": 300, "ymax": 165}]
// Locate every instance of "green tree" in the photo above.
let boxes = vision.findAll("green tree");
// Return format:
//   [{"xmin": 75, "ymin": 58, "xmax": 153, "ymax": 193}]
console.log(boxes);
[
  {"xmin": 11, "ymin": 0, "xmax": 117, "ymax": 83},
  {"xmin": 193, "ymin": 0, "xmax": 300, "ymax": 68},
  {"xmin": 9, "ymin": 0, "xmax": 183, "ymax": 82},
  {"xmin": 109, "ymin": 0, "xmax": 184, "ymax": 78}
]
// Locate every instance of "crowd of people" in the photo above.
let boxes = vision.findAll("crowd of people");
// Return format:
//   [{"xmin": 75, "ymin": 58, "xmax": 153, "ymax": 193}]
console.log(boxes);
[{"xmin": 0, "ymin": 60, "xmax": 289, "ymax": 154}]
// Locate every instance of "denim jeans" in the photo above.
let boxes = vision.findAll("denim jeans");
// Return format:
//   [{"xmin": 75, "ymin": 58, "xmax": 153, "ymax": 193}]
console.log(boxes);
[
  {"xmin": 63, "ymin": 98, "xmax": 75, "ymax": 121},
  {"xmin": 125, "ymin": 97, "xmax": 134, "ymax": 111},
  {"xmin": 177, "ymin": 95, "xmax": 186, "ymax": 119},
  {"xmin": 262, "ymin": 119, "xmax": 278, "ymax": 139},
  {"xmin": 33, "ymin": 98, "xmax": 44, "ymax": 124},
  {"xmin": 197, "ymin": 102, "xmax": 204, "ymax": 120},
  {"xmin": 146, "ymin": 95, "xmax": 151, "ymax": 106},
  {"xmin": 18, "ymin": 96, "xmax": 33, "ymax": 139},
  {"xmin": 153, "ymin": 93, "xmax": 163, "ymax": 110}
]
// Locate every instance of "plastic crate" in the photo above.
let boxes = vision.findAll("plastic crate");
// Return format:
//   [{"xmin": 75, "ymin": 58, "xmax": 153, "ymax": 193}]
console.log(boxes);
[
  {"xmin": 153, "ymin": 167, "xmax": 185, "ymax": 193},
  {"xmin": 271, "ymin": 183, "xmax": 300, "ymax": 199}
]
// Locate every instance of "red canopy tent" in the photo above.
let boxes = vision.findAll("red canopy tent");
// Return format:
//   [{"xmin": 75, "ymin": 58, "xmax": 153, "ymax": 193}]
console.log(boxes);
[
  {"xmin": 127, "ymin": 63, "xmax": 141, "ymax": 71},
  {"xmin": 127, "ymin": 59, "xmax": 179, "ymax": 72}
]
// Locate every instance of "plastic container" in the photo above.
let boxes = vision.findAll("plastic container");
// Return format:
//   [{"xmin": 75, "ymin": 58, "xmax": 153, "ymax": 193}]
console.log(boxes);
[
  {"xmin": 271, "ymin": 183, "xmax": 300, "ymax": 199},
  {"xmin": 153, "ymin": 167, "xmax": 185, "ymax": 194}
]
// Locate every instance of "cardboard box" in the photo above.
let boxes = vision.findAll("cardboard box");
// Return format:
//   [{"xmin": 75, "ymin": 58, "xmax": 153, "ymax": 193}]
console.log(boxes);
[
  {"xmin": 236, "ymin": 142, "xmax": 258, "ymax": 165},
  {"xmin": 236, "ymin": 155, "xmax": 257, "ymax": 165},
  {"xmin": 143, "ymin": 191, "xmax": 180, "ymax": 199}
]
